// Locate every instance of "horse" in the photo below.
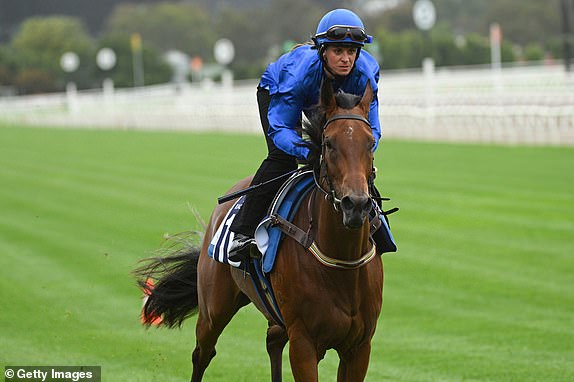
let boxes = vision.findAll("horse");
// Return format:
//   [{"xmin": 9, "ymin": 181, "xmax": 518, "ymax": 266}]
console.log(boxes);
[{"xmin": 135, "ymin": 77, "xmax": 384, "ymax": 382}]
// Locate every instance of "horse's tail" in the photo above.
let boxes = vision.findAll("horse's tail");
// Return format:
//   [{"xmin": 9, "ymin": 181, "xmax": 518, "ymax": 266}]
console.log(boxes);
[{"xmin": 134, "ymin": 232, "xmax": 202, "ymax": 328}]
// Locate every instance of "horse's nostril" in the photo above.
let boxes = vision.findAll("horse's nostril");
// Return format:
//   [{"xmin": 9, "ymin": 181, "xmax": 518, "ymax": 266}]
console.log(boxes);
[
  {"xmin": 341, "ymin": 196, "xmax": 354, "ymax": 212},
  {"xmin": 341, "ymin": 194, "xmax": 371, "ymax": 214}
]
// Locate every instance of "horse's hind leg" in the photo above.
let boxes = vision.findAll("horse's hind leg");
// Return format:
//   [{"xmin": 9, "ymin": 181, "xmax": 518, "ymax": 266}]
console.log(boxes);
[
  {"xmin": 266, "ymin": 324, "xmax": 288, "ymax": 382},
  {"xmin": 190, "ymin": 311, "xmax": 216, "ymax": 382},
  {"xmin": 190, "ymin": 293, "xmax": 249, "ymax": 381},
  {"xmin": 190, "ymin": 311, "xmax": 220, "ymax": 382},
  {"xmin": 190, "ymin": 258, "xmax": 249, "ymax": 382}
]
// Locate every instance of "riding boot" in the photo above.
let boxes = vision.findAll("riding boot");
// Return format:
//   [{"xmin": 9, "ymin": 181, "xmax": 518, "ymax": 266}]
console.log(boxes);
[{"xmin": 228, "ymin": 233, "xmax": 257, "ymax": 262}]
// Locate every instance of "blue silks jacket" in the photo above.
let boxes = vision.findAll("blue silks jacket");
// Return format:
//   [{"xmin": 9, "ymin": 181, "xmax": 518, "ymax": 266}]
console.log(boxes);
[{"xmin": 259, "ymin": 45, "xmax": 381, "ymax": 160}]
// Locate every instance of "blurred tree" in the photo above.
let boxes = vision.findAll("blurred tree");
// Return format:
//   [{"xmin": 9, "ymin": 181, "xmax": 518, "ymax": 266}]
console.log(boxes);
[
  {"xmin": 96, "ymin": 34, "xmax": 171, "ymax": 87},
  {"xmin": 11, "ymin": 16, "xmax": 95, "ymax": 92},
  {"xmin": 0, "ymin": 45, "xmax": 18, "ymax": 86},
  {"xmin": 371, "ymin": 0, "xmax": 414, "ymax": 33},
  {"xmin": 500, "ymin": 40, "xmax": 515, "ymax": 63},
  {"xmin": 264, "ymin": 0, "xmax": 324, "ymax": 45},
  {"xmin": 1, "ymin": 0, "xmax": 565, "ymax": 88},
  {"xmin": 460, "ymin": 33, "xmax": 490, "ymax": 65},
  {"xmin": 523, "ymin": 43, "xmax": 545, "ymax": 61},
  {"xmin": 546, "ymin": 37, "xmax": 565, "ymax": 59},
  {"xmin": 430, "ymin": 24, "xmax": 461, "ymax": 66},
  {"xmin": 486, "ymin": 0, "xmax": 561, "ymax": 46},
  {"xmin": 14, "ymin": 68, "xmax": 56, "ymax": 94},
  {"xmin": 430, "ymin": 0, "xmax": 489, "ymax": 35},
  {"xmin": 377, "ymin": 28, "xmax": 425, "ymax": 69},
  {"xmin": 215, "ymin": 6, "xmax": 268, "ymax": 79},
  {"xmin": 104, "ymin": 2, "xmax": 215, "ymax": 61},
  {"xmin": 418, "ymin": 0, "xmax": 560, "ymax": 48},
  {"xmin": 371, "ymin": 0, "xmax": 561, "ymax": 63},
  {"xmin": 214, "ymin": 0, "xmax": 324, "ymax": 79},
  {"xmin": 376, "ymin": 22, "xmax": 516, "ymax": 69}
]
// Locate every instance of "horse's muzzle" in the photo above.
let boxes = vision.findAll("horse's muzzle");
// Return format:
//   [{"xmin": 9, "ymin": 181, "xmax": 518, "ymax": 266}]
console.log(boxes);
[{"xmin": 340, "ymin": 193, "xmax": 372, "ymax": 229}]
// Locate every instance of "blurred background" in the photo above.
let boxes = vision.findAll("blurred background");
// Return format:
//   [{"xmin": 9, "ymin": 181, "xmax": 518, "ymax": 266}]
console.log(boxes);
[
  {"xmin": 0, "ymin": 0, "xmax": 571, "ymax": 92},
  {"xmin": 0, "ymin": 0, "xmax": 573, "ymax": 143}
]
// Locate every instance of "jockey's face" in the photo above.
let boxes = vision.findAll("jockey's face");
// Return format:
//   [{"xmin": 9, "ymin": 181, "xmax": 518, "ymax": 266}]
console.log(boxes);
[{"xmin": 323, "ymin": 45, "xmax": 358, "ymax": 76}]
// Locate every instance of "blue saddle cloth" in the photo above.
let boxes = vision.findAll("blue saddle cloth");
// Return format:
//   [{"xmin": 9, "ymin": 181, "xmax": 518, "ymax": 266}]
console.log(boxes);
[{"xmin": 255, "ymin": 171, "xmax": 315, "ymax": 273}]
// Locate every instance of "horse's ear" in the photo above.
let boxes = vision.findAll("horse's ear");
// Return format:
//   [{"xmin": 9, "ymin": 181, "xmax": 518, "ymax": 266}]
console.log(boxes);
[
  {"xmin": 359, "ymin": 80, "xmax": 373, "ymax": 115},
  {"xmin": 321, "ymin": 77, "xmax": 337, "ymax": 114}
]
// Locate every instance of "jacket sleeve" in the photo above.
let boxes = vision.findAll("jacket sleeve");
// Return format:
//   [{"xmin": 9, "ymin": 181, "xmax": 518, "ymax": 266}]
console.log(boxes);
[
  {"xmin": 369, "ymin": 69, "xmax": 382, "ymax": 152},
  {"xmin": 267, "ymin": 90, "xmax": 310, "ymax": 160}
]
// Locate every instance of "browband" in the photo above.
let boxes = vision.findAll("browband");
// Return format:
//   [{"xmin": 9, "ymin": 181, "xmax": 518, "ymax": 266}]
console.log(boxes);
[{"xmin": 323, "ymin": 113, "xmax": 371, "ymax": 130}]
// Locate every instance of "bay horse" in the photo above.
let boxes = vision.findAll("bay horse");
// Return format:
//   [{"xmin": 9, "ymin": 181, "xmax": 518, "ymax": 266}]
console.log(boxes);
[{"xmin": 135, "ymin": 77, "xmax": 384, "ymax": 382}]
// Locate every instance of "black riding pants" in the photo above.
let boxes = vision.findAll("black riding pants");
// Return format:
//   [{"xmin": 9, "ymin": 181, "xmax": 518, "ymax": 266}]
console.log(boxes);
[{"xmin": 230, "ymin": 87, "xmax": 299, "ymax": 237}]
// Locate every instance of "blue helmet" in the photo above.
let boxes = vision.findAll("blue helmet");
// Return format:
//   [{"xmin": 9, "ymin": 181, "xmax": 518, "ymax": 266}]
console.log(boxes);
[{"xmin": 313, "ymin": 9, "xmax": 373, "ymax": 48}]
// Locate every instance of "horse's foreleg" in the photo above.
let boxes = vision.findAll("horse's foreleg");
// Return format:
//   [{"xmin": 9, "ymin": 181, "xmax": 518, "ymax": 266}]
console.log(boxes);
[
  {"xmin": 336, "ymin": 342, "xmax": 371, "ymax": 382},
  {"xmin": 287, "ymin": 325, "xmax": 319, "ymax": 382},
  {"xmin": 266, "ymin": 324, "xmax": 288, "ymax": 382}
]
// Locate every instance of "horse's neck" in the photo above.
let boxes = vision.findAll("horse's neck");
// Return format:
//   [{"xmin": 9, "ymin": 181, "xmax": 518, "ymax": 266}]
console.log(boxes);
[{"xmin": 313, "ymin": 192, "xmax": 371, "ymax": 262}]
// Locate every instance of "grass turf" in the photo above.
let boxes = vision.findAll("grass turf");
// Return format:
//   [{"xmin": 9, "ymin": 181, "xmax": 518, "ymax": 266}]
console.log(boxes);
[{"xmin": 0, "ymin": 125, "xmax": 572, "ymax": 381}]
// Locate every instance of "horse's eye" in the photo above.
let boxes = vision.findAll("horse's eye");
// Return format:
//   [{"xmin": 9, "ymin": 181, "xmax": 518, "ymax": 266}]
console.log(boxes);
[{"xmin": 324, "ymin": 140, "xmax": 333, "ymax": 150}]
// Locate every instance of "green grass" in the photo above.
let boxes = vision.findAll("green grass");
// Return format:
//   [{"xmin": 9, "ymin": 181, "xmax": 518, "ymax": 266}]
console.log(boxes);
[{"xmin": 0, "ymin": 125, "xmax": 573, "ymax": 381}]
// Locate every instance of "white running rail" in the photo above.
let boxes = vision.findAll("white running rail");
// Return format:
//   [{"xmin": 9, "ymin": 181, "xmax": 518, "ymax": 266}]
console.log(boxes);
[{"xmin": 1, "ymin": 64, "xmax": 573, "ymax": 145}]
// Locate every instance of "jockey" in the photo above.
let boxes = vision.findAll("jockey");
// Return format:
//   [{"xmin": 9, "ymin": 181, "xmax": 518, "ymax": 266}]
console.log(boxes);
[{"xmin": 228, "ymin": 8, "xmax": 382, "ymax": 262}]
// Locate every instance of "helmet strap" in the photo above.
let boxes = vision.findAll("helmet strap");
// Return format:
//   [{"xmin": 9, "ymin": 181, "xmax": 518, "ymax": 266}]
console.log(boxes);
[{"xmin": 312, "ymin": 37, "xmax": 320, "ymax": 48}]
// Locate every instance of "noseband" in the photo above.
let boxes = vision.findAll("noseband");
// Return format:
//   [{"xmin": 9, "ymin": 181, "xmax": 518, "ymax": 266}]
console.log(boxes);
[{"xmin": 314, "ymin": 113, "xmax": 373, "ymax": 211}]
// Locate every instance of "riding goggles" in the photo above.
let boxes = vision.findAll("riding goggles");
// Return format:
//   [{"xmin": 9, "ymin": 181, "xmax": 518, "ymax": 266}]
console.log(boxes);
[{"xmin": 315, "ymin": 26, "xmax": 370, "ymax": 43}]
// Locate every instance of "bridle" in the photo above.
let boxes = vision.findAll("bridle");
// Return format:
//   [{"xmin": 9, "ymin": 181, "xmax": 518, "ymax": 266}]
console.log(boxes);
[{"xmin": 313, "ymin": 113, "xmax": 374, "ymax": 212}]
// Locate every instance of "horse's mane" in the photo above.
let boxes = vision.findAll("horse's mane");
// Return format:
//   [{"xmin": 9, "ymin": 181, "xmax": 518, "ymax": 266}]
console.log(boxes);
[{"xmin": 300, "ymin": 90, "xmax": 362, "ymax": 171}]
